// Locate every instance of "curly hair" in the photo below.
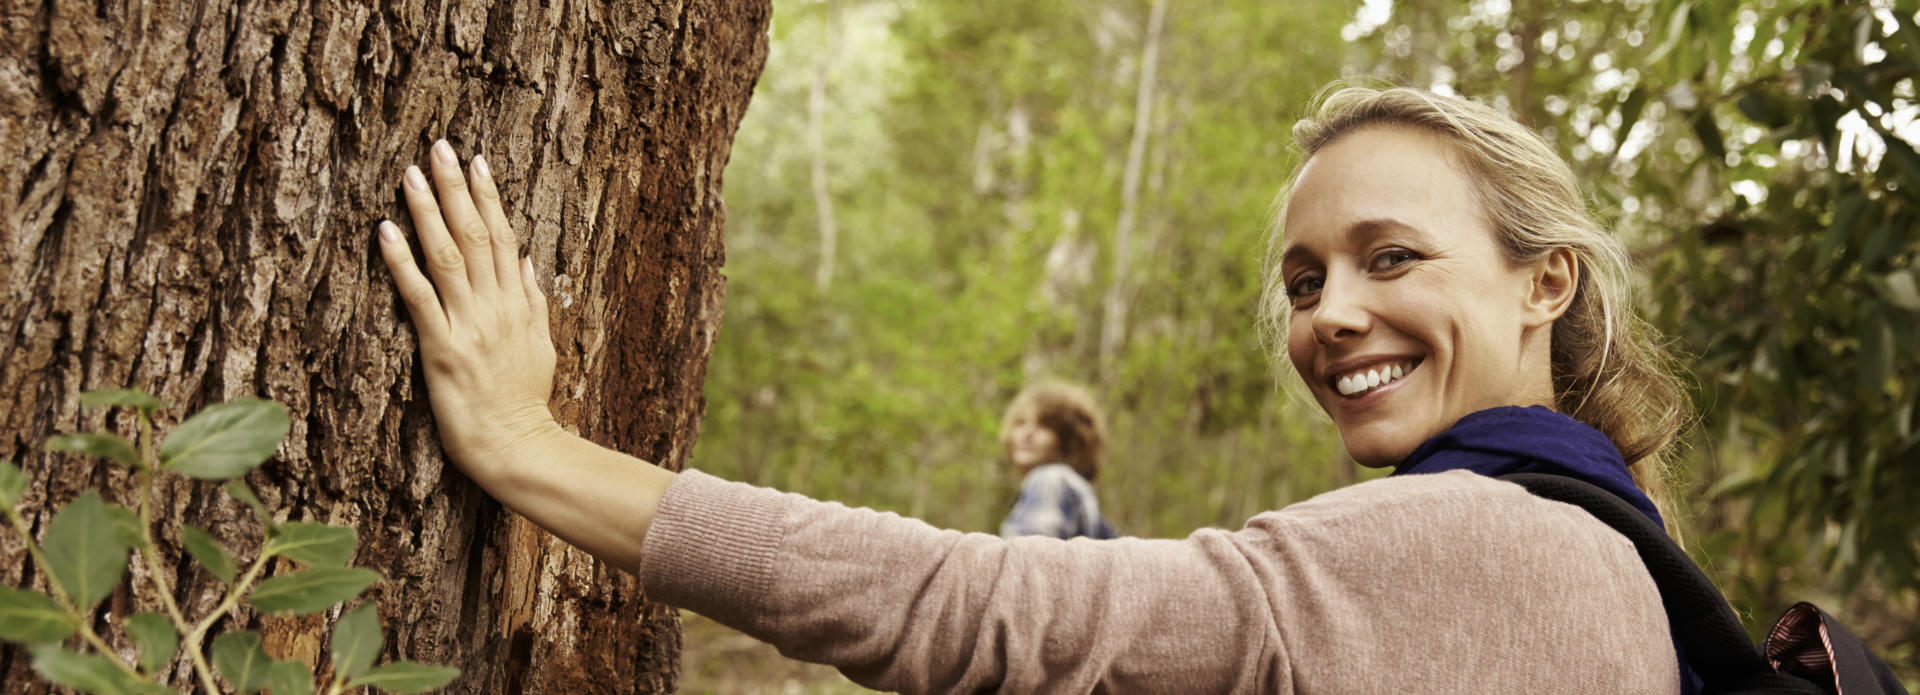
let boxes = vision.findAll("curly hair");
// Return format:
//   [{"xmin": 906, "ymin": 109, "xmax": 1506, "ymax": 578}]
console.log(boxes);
[{"xmin": 1000, "ymin": 381, "xmax": 1109, "ymax": 482}]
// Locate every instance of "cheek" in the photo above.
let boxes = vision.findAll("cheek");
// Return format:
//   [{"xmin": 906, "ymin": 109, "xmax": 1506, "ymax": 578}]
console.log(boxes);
[{"xmin": 1284, "ymin": 317, "xmax": 1315, "ymax": 377}]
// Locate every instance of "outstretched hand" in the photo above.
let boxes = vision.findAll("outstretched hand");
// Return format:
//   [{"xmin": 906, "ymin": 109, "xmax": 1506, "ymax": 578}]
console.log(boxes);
[{"xmin": 376, "ymin": 140, "xmax": 561, "ymax": 480}]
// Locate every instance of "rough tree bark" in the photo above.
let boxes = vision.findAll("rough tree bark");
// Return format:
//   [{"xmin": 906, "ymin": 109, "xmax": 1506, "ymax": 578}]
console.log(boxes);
[{"xmin": 0, "ymin": 0, "xmax": 769, "ymax": 691}]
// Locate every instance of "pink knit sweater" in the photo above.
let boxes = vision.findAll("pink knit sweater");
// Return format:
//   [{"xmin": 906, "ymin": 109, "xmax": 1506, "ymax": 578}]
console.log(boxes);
[{"xmin": 639, "ymin": 469, "xmax": 1679, "ymax": 694}]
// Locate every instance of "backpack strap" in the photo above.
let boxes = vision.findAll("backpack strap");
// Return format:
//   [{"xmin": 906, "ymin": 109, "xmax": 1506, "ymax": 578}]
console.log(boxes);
[{"xmin": 1498, "ymin": 473, "xmax": 1824, "ymax": 694}]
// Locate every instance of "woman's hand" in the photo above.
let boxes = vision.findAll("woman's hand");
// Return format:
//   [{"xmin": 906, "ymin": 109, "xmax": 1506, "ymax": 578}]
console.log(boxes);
[
  {"xmin": 376, "ymin": 140, "xmax": 562, "ymax": 483},
  {"xmin": 376, "ymin": 138, "xmax": 676, "ymax": 574}
]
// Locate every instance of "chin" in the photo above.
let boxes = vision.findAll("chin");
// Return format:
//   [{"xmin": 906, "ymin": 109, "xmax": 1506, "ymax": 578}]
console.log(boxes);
[{"xmin": 1337, "ymin": 423, "xmax": 1424, "ymax": 468}]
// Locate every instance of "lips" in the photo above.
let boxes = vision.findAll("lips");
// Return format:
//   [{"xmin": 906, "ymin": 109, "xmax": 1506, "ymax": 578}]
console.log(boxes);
[{"xmin": 1330, "ymin": 358, "xmax": 1420, "ymax": 397}]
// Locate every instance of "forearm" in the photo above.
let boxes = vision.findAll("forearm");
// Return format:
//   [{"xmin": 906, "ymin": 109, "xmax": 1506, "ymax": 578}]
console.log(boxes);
[
  {"xmin": 475, "ymin": 424, "xmax": 677, "ymax": 574},
  {"xmin": 645, "ymin": 473, "xmax": 1270, "ymax": 693}
]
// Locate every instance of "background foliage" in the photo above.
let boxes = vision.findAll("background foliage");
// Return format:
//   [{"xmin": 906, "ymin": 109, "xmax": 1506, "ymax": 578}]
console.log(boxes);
[{"xmin": 686, "ymin": 0, "xmax": 1920, "ymax": 691}]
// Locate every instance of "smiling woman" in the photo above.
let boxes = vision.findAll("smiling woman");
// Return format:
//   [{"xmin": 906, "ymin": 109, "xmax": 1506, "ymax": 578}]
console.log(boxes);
[
  {"xmin": 376, "ymin": 85, "xmax": 1709, "ymax": 694},
  {"xmin": 1262, "ymin": 86, "xmax": 1689, "ymax": 521}
]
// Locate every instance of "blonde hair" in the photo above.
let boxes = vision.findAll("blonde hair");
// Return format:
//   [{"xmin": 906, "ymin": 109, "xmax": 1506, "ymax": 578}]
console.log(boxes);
[
  {"xmin": 1258, "ymin": 85, "xmax": 1690, "ymax": 524},
  {"xmin": 1000, "ymin": 381, "xmax": 1109, "ymax": 482}
]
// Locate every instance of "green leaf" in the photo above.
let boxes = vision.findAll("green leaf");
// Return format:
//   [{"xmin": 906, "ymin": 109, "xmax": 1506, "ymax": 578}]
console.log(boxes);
[
  {"xmin": 43, "ymin": 491, "xmax": 131, "ymax": 608},
  {"xmin": 0, "ymin": 585, "xmax": 76, "ymax": 644},
  {"xmin": 126, "ymin": 613, "xmax": 177, "ymax": 674},
  {"xmin": 1859, "ymin": 318, "xmax": 1893, "ymax": 397},
  {"xmin": 225, "ymin": 481, "xmax": 273, "ymax": 528},
  {"xmin": 330, "ymin": 602, "xmax": 383, "ymax": 679},
  {"xmin": 1820, "ymin": 193, "xmax": 1869, "ymax": 261},
  {"xmin": 79, "ymin": 389, "xmax": 165, "ymax": 416},
  {"xmin": 46, "ymin": 433, "xmax": 140, "ymax": 469},
  {"xmin": 181, "ymin": 524, "xmax": 238, "ymax": 586},
  {"xmin": 160, "ymin": 398, "xmax": 290, "ymax": 480},
  {"xmin": 1813, "ymin": 94, "xmax": 1846, "ymax": 153},
  {"xmin": 1617, "ymin": 87, "xmax": 1649, "ymax": 143},
  {"xmin": 0, "ymin": 459, "xmax": 25, "ymax": 508},
  {"xmin": 267, "ymin": 522, "xmax": 356, "ymax": 567},
  {"xmin": 347, "ymin": 661, "xmax": 460, "ymax": 693},
  {"xmin": 1689, "ymin": 108, "xmax": 1726, "ymax": 161},
  {"xmin": 1868, "ymin": 270, "xmax": 1920, "ymax": 311},
  {"xmin": 212, "ymin": 630, "xmax": 274, "ymax": 692},
  {"xmin": 104, "ymin": 504, "xmax": 150, "ymax": 550},
  {"xmin": 1894, "ymin": 7, "xmax": 1920, "ymax": 68},
  {"xmin": 246, "ymin": 567, "xmax": 381, "ymax": 615},
  {"xmin": 266, "ymin": 659, "xmax": 314, "ymax": 695},
  {"xmin": 29, "ymin": 644, "xmax": 168, "ymax": 695}
]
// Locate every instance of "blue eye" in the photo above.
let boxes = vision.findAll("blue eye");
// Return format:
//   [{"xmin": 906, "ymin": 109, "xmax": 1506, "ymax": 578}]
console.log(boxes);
[{"xmin": 1286, "ymin": 276, "xmax": 1323, "ymax": 302}]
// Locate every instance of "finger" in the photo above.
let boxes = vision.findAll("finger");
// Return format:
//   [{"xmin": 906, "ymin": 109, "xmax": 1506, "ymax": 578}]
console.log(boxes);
[
  {"xmin": 469, "ymin": 154, "xmax": 522, "ymax": 294},
  {"xmin": 428, "ymin": 139, "xmax": 499, "ymax": 292},
  {"xmin": 401, "ymin": 164, "xmax": 474, "ymax": 318},
  {"xmin": 376, "ymin": 221, "xmax": 451, "ymax": 345},
  {"xmin": 523, "ymin": 256, "xmax": 551, "ymax": 337}
]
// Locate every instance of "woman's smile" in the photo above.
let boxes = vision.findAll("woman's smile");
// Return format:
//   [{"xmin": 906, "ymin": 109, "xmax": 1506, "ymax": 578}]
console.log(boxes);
[
  {"xmin": 1280, "ymin": 125, "xmax": 1560, "ymax": 466},
  {"xmin": 1330, "ymin": 357, "xmax": 1421, "ymax": 398}
]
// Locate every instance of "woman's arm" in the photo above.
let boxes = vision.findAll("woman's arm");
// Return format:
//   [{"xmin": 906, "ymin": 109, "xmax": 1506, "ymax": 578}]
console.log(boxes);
[
  {"xmin": 375, "ymin": 139, "xmax": 675, "ymax": 574},
  {"xmin": 372, "ymin": 142, "xmax": 1282, "ymax": 692}
]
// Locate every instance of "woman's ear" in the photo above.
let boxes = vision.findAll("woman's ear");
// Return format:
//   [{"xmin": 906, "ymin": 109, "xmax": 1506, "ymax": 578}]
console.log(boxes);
[{"xmin": 1523, "ymin": 247, "xmax": 1579, "ymax": 327}]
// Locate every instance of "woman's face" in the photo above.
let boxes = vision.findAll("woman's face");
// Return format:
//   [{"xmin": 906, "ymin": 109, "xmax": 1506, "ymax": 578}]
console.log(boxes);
[
  {"xmin": 1005, "ymin": 408, "xmax": 1062, "ymax": 470},
  {"xmin": 1280, "ymin": 125, "xmax": 1556, "ymax": 466}
]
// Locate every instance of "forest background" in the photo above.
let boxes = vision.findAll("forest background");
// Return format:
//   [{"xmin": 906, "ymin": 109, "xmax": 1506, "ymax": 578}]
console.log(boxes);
[{"xmin": 681, "ymin": 0, "xmax": 1920, "ymax": 691}]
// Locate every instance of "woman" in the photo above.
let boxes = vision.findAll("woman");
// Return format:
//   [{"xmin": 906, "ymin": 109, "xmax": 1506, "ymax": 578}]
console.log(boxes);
[
  {"xmin": 374, "ymin": 85, "xmax": 1689, "ymax": 693},
  {"xmin": 999, "ymin": 381, "xmax": 1118, "ymax": 540}
]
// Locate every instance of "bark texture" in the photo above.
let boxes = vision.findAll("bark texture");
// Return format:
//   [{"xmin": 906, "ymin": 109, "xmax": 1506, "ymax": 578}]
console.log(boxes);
[{"xmin": 0, "ymin": 0, "xmax": 769, "ymax": 691}]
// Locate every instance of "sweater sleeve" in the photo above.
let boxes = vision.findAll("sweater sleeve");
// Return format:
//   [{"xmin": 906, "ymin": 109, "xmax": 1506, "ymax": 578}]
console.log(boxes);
[
  {"xmin": 640, "ymin": 470, "xmax": 1286, "ymax": 693},
  {"xmin": 638, "ymin": 469, "xmax": 1678, "ymax": 695}
]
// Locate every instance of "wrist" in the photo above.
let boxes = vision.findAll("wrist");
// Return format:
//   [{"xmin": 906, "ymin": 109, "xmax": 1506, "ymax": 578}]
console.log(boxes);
[{"xmin": 453, "ymin": 407, "xmax": 567, "ymax": 485}]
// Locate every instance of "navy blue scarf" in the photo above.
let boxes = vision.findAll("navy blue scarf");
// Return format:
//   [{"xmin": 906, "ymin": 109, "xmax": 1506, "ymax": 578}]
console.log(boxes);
[
  {"xmin": 1392, "ymin": 405, "xmax": 1699, "ymax": 693},
  {"xmin": 1392, "ymin": 405, "xmax": 1663, "ymax": 527}
]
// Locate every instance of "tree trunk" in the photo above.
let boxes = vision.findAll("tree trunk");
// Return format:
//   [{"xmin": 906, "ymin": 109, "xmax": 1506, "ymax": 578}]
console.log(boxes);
[
  {"xmin": 1097, "ymin": 0, "xmax": 1166, "ymax": 384},
  {"xmin": 0, "ymin": 0, "xmax": 768, "ymax": 692},
  {"xmin": 809, "ymin": 0, "xmax": 840, "ymax": 291}
]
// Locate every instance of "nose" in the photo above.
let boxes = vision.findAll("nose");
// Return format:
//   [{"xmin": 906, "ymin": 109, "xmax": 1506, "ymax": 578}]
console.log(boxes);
[{"xmin": 1310, "ymin": 274, "xmax": 1370, "ymax": 345}]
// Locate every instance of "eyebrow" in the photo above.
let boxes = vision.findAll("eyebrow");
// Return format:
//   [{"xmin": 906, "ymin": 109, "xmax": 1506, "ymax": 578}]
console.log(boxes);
[{"xmin": 1280, "ymin": 217, "xmax": 1426, "ymax": 268}]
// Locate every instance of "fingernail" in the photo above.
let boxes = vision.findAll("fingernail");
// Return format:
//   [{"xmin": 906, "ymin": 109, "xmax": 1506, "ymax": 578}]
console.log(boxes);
[
  {"xmin": 378, "ymin": 221, "xmax": 399, "ymax": 243},
  {"xmin": 473, "ymin": 154, "xmax": 491, "ymax": 181},
  {"xmin": 433, "ymin": 139, "xmax": 455, "ymax": 164},
  {"xmin": 522, "ymin": 255, "xmax": 534, "ymax": 277},
  {"xmin": 404, "ymin": 166, "xmax": 426, "ymax": 191}
]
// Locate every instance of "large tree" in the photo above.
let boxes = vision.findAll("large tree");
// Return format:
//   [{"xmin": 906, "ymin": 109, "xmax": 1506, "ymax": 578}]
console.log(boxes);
[{"xmin": 0, "ymin": 0, "xmax": 768, "ymax": 691}]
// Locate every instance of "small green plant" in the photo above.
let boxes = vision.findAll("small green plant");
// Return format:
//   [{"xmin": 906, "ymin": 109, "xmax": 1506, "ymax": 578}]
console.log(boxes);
[{"xmin": 0, "ymin": 389, "xmax": 458, "ymax": 694}]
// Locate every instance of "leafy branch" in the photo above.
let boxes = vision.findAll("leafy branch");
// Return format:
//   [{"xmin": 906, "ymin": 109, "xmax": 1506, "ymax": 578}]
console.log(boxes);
[{"xmin": 0, "ymin": 389, "xmax": 458, "ymax": 694}]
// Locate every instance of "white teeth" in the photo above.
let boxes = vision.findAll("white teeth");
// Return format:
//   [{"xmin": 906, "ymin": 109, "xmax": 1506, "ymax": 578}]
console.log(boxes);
[{"xmin": 1334, "ymin": 361, "xmax": 1415, "ymax": 397}]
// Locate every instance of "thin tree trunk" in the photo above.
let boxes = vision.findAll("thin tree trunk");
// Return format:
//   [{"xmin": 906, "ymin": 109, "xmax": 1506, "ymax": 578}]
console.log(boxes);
[
  {"xmin": 0, "ymin": 0, "xmax": 769, "ymax": 692},
  {"xmin": 1508, "ymin": 1, "xmax": 1540, "ymax": 126},
  {"xmin": 1099, "ymin": 0, "xmax": 1167, "ymax": 382},
  {"xmin": 811, "ymin": 0, "xmax": 842, "ymax": 291}
]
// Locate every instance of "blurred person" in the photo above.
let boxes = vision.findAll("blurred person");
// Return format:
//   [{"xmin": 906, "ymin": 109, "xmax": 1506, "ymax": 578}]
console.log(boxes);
[
  {"xmin": 998, "ymin": 381, "xmax": 1118, "ymax": 540},
  {"xmin": 374, "ymin": 85, "xmax": 1701, "ymax": 693}
]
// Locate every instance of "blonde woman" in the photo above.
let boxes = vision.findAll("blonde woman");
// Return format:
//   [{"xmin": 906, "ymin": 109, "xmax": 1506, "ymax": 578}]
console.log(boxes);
[
  {"xmin": 998, "ymin": 381, "xmax": 1118, "ymax": 540},
  {"xmin": 375, "ymin": 86, "xmax": 1695, "ymax": 693}
]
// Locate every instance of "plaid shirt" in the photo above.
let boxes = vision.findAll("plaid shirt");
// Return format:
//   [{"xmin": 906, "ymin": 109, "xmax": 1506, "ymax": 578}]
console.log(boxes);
[{"xmin": 999, "ymin": 463, "xmax": 1118, "ymax": 540}]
